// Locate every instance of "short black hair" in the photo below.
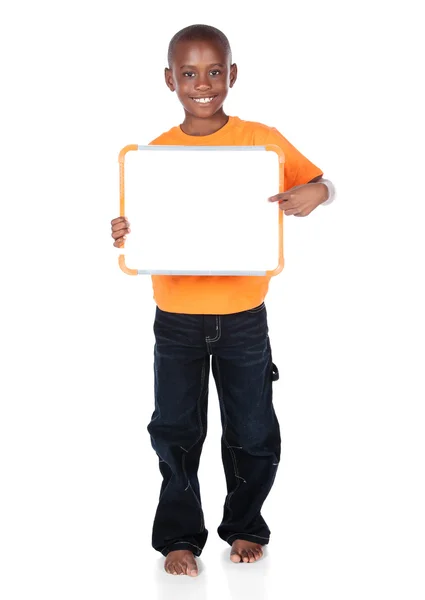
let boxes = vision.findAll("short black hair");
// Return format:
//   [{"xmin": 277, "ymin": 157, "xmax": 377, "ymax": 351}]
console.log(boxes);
[{"xmin": 167, "ymin": 24, "xmax": 232, "ymax": 67}]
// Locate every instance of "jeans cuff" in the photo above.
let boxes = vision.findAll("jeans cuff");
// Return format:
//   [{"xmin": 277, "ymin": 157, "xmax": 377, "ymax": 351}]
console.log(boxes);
[
  {"xmin": 225, "ymin": 533, "xmax": 270, "ymax": 546},
  {"xmin": 162, "ymin": 541, "xmax": 203, "ymax": 557}
]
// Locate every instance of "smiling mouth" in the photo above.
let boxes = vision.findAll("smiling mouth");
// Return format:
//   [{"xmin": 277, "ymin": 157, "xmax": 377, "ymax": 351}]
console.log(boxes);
[{"xmin": 191, "ymin": 96, "xmax": 217, "ymax": 104}]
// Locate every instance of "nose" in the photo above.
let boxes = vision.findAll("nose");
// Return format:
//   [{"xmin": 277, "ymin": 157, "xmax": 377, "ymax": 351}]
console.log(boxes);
[{"xmin": 194, "ymin": 72, "xmax": 212, "ymax": 91}]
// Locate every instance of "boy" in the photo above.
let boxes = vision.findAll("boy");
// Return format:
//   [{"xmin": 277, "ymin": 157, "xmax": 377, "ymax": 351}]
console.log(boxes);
[{"xmin": 111, "ymin": 24, "xmax": 335, "ymax": 577}]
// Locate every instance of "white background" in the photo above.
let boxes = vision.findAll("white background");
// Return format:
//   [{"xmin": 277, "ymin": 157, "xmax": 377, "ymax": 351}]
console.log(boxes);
[{"xmin": 1, "ymin": 1, "xmax": 424, "ymax": 599}]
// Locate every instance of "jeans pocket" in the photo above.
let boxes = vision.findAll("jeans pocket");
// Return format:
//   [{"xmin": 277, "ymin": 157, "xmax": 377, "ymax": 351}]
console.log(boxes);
[{"xmin": 246, "ymin": 302, "xmax": 266, "ymax": 314}]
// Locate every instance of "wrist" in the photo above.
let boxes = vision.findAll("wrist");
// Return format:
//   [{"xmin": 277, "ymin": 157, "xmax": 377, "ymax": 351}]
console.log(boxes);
[
  {"xmin": 319, "ymin": 179, "xmax": 336, "ymax": 205},
  {"xmin": 317, "ymin": 182, "xmax": 328, "ymax": 204}
]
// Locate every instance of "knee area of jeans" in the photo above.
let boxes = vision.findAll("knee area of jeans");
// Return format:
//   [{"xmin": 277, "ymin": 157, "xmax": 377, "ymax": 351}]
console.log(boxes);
[
  {"xmin": 148, "ymin": 421, "xmax": 202, "ymax": 444},
  {"xmin": 153, "ymin": 443, "xmax": 199, "ymax": 468},
  {"xmin": 226, "ymin": 438, "xmax": 280, "ymax": 460},
  {"xmin": 231, "ymin": 421, "xmax": 277, "ymax": 445}
]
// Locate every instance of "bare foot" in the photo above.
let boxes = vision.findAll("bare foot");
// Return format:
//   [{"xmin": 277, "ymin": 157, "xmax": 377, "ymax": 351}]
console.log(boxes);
[
  {"xmin": 164, "ymin": 550, "xmax": 198, "ymax": 576},
  {"xmin": 230, "ymin": 539, "xmax": 264, "ymax": 563}
]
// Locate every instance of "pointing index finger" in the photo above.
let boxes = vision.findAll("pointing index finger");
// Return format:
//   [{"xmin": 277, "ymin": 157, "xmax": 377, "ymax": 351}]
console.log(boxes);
[{"xmin": 268, "ymin": 193, "xmax": 287, "ymax": 203}]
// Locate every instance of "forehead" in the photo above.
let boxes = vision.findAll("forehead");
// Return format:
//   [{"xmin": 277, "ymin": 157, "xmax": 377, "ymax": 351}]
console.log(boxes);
[{"xmin": 172, "ymin": 39, "xmax": 229, "ymax": 67}]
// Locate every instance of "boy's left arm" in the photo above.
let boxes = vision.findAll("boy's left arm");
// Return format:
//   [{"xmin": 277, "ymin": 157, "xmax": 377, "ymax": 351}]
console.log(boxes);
[{"xmin": 268, "ymin": 175, "xmax": 336, "ymax": 217}]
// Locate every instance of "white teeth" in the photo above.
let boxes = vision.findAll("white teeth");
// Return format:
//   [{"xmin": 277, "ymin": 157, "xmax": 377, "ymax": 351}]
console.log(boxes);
[{"xmin": 193, "ymin": 97, "xmax": 214, "ymax": 103}]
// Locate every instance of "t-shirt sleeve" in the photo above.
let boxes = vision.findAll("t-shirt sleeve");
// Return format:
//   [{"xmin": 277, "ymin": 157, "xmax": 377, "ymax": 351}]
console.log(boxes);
[{"xmin": 264, "ymin": 127, "xmax": 323, "ymax": 191}]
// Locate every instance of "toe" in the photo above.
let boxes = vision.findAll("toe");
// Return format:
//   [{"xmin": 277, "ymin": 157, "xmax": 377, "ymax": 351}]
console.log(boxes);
[
  {"xmin": 230, "ymin": 551, "xmax": 242, "ymax": 563},
  {"xmin": 248, "ymin": 550, "xmax": 256, "ymax": 562},
  {"xmin": 242, "ymin": 550, "xmax": 250, "ymax": 563},
  {"xmin": 187, "ymin": 564, "xmax": 198, "ymax": 577},
  {"xmin": 185, "ymin": 559, "xmax": 198, "ymax": 577}
]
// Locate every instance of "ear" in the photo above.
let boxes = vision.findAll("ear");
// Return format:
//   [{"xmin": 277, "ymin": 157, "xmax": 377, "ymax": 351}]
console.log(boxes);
[
  {"xmin": 229, "ymin": 63, "xmax": 238, "ymax": 88},
  {"xmin": 164, "ymin": 67, "xmax": 175, "ymax": 92}
]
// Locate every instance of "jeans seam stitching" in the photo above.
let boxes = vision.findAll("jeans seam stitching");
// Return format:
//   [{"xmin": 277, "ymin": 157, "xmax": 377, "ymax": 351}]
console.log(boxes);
[
  {"xmin": 215, "ymin": 357, "xmax": 241, "ymax": 512},
  {"xmin": 163, "ymin": 541, "xmax": 202, "ymax": 555},
  {"xmin": 205, "ymin": 315, "xmax": 222, "ymax": 343},
  {"xmin": 181, "ymin": 356, "xmax": 207, "ymax": 533},
  {"xmin": 226, "ymin": 533, "xmax": 270, "ymax": 542}
]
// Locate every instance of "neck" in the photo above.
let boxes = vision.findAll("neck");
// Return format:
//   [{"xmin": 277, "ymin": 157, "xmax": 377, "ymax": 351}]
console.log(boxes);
[{"xmin": 180, "ymin": 110, "xmax": 229, "ymax": 136}]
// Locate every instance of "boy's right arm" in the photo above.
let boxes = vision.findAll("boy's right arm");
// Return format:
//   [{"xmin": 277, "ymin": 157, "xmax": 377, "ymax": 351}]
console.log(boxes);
[{"xmin": 111, "ymin": 216, "xmax": 130, "ymax": 248}]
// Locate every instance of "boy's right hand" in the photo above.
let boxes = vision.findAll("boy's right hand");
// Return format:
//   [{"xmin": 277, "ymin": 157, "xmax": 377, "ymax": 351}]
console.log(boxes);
[{"xmin": 111, "ymin": 216, "xmax": 131, "ymax": 248}]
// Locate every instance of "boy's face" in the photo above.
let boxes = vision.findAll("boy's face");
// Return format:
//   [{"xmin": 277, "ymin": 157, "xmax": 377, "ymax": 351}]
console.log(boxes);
[{"xmin": 165, "ymin": 39, "xmax": 237, "ymax": 118}]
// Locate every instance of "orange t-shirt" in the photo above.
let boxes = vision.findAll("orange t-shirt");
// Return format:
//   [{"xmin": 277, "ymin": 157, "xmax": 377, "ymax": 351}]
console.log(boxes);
[{"xmin": 148, "ymin": 116, "xmax": 323, "ymax": 315}]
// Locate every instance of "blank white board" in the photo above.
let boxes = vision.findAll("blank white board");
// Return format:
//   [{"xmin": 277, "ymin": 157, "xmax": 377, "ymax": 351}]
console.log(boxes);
[{"xmin": 119, "ymin": 146, "xmax": 284, "ymax": 275}]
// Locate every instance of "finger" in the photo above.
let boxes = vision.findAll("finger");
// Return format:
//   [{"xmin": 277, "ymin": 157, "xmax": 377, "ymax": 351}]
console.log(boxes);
[
  {"xmin": 282, "ymin": 207, "xmax": 301, "ymax": 216},
  {"xmin": 111, "ymin": 216, "xmax": 129, "ymax": 225},
  {"xmin": 279, "ymin": 200, "xmax": 296, "ymax": 211},
  {"xmin": 111, "ymin": 234, "xmax": 127, "ymax": 242},
  {"xmin": 111, "ymin": 223, "xmax": 130, "ymax": 233},
  {"xmin": 111, "ymin": 227, "xmax": 130, "ymax": 239},
  {"xmin": 112, "ymin": 223, "xmax": 130, "ymax": 233},
  {"xmin": 113, "ymin": 238, "xmax": 125, "ymax": 247},
  {"xmin": 268, "ymin": 194, "xmax": 288, "ymax": 203}
]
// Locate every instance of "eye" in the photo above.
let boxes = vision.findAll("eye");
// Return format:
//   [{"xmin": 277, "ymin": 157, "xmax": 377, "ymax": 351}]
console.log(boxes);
[
  {"xmin": 210, "ymin": 70, "xmax": 221, "ymax": 76},
  {"xmin": 183, "ymin": 72, "xmax": 195, "ymax": 77}
]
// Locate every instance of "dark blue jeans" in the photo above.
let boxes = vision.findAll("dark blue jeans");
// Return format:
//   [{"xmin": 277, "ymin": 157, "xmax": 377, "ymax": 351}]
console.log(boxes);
[{"xmin": 147, "ymin": 302, "xmax": 281, "ymax": 557}]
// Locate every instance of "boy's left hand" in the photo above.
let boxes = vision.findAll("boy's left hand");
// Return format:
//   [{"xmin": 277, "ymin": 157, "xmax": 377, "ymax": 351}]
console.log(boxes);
[{"xmin": 268, "ymin": 182, "xmax": 327, "ymax": 217}]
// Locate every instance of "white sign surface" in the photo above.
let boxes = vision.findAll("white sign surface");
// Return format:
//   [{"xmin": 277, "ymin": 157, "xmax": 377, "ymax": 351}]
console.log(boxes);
[{"xmin": 121, "ymin": 146, "xmax": 282, "ymax": 275}]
